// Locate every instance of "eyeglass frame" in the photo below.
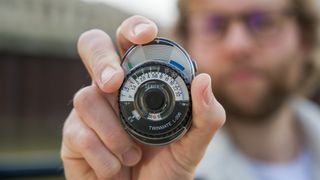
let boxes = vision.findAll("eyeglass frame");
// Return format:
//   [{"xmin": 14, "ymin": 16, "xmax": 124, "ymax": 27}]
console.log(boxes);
[{"xmin": 188, "ymin": 9, "xmax": 297, "ymax": 43}]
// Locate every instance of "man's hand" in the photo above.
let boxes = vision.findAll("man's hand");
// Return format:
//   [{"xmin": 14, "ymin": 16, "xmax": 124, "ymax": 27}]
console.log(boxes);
[{"xmin": 61, "ymin": 15, "xmax": 226, "ymax": 180}]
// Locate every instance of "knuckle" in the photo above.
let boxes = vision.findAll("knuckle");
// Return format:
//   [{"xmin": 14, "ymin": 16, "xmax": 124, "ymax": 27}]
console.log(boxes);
[
  {"xmin": 62, "ymin": 122, "xmax": 74, "ymax": 144},
  {"xmin": 103, "ymin": 127, "xmax": 124, "ymax": 145},
  {"xmin": 77, "ymin": 29, "xmax": 114, "ymax": 62},
  {"xmin": 76, "ymin": 128, "xmax": 97, "ymax": 151},
  {"xmin": 73, "ymin": 86, "xmax": 98, "ymax": 111},
  {"xmin": 102, "ymin": 127, "xmax": 134, "ymax": 156},
  {"xmin": 78, "ymin": 29, "xmax": 109, "ymax": 50},
  {"xmin": 97, "ymin": 159, "xmax": 121, "ymax": 179},
  {"xmin": 89, "ymin": 35, "xmax": 112, "ymax": 56},
  {"xmin": 62, "ymin": 114, "xmax": 78, "ymax": 147},
  {"xmin": 88, "ymin": 42, "xmax": 120, "ymax": 75},
  {"xmin": 211, "ymin": 102, "xmax": 226, "ymax": 129},
  {"xmin": 197, "ymin": 100, "xmax": 226, "ymax": 131},
  {"xmin": 91, "ymin": 48, "xmax": 115, "ymax": 68},
  {"xmin": 218, "ymin": 103, "xmax": 226, "ymax": 121}
]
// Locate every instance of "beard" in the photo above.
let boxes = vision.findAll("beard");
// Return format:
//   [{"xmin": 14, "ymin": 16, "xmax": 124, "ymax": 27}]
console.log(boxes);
[
  {"xmin": 215, "ymin": 80, "xmax": 289, "ymax": 124},
  {"xmin": 213, "ymin": 60, "xmax": 301, "ymax": 124}
]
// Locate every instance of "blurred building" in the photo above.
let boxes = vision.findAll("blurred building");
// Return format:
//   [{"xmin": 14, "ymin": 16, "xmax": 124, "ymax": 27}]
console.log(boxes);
[
  {"xmin": 0, "ymin": 0, "xmax": 133, "ymax": 56},
  {"xmin": 0, "ymin": 0, "xmax": 133, "ymax": 178}
]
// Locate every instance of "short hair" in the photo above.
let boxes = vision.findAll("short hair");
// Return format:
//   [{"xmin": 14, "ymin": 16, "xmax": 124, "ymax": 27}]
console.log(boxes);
[{"xmin": 175, "ymin": 0, "xmax": 320, "ymax": 96}]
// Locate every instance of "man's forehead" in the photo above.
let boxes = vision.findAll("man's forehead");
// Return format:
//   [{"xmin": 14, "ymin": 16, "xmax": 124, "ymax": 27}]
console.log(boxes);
[{"xmin": 187, "ymin": 0, "xmax": 291, "ymax": 14}]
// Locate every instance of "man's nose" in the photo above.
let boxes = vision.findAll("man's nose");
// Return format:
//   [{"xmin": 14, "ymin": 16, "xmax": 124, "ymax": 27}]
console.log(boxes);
[{"xmin": 223, "ymin": 22, "xmax": 254, "ymax": 56}]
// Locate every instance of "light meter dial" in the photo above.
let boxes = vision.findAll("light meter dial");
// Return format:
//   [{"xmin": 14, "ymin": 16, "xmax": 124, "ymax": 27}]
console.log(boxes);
[{"xmin": 118, "ymin": 38, "xmax": 196, "ymax": 145}]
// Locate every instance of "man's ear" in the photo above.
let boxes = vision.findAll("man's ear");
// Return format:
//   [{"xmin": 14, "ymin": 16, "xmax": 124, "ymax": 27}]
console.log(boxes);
[
  {"xmin": 299, "ymin": 39, "xmax": 313, "ymax": 69},
  {"xmin": 300, "ymin": 32, "xmax": 315, "ymax": 61}
]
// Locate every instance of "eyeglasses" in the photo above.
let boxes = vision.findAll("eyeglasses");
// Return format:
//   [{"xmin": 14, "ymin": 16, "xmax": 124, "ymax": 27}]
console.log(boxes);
[{"xmin": 190, "ymin": 10, "xmax": 295, "ymax": 42}]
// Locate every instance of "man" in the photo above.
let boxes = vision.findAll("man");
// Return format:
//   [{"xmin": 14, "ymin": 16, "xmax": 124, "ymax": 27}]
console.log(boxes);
[{"xmin": 61, "ymin": 0, "xmax": 320, "ymax": 179}]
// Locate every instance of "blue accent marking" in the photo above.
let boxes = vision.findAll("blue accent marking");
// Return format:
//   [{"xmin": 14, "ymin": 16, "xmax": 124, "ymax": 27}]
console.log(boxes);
[{"xmin": 169, "ymin": 60, "xmax": 185, "ymax": 71}]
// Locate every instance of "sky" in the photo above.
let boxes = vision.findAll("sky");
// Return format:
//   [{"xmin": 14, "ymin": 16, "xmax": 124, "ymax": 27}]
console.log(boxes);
[{"xmin": 83, "ymin": 0, "xmax": 178, "ymax": 27}]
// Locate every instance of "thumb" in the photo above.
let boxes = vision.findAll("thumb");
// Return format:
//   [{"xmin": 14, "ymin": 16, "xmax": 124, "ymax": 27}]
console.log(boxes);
[{"xmin": 173, "ymin": 73, "xmax": 226, "ymax": 166}]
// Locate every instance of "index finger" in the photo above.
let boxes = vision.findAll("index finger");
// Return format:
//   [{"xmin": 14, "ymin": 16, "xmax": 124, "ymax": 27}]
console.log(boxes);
[
  {"xmin": 77, "ymin": 29, "xmax": 123, "ymax": 93},
  {"xmin": 77, "ymin": 15, "xmax": 158, "ymax": 93}
]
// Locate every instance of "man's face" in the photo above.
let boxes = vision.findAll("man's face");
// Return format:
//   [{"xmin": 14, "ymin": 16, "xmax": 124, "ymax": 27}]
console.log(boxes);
[{"xmin": 187, "ymin": 0, "xmax": 307, "ymax": 122}]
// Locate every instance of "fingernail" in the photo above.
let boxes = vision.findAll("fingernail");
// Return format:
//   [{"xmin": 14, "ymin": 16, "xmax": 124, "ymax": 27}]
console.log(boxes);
[
  {"xmin": 122, "ymin": 147, "xmax": 140, "ymax": 166},
  {"xmin": 204, "ymin": 82, "xmax": 214, "ymax": 105},
  {"xmin": 100, "ymin": 67, "xmax": 116, "ymax": 85},
  {"xmin": 133, "ymin": 23, "xmax": 150, "ymax": 36}
]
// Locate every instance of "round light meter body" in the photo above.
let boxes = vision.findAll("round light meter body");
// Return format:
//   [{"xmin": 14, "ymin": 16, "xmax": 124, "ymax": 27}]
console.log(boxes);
[{"xmin": 118, "ymin": 37, "xmax": 197, "ymax": 145}]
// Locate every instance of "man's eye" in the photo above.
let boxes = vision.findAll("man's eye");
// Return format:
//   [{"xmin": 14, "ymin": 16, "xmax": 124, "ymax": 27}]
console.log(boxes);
[
  {"xmin": 205, "ymin": 16, "xmax": 227, "ymax": 34},
  {"xmin": 248, "ymin": 13, "xmax": 279, "ymax": 35}
]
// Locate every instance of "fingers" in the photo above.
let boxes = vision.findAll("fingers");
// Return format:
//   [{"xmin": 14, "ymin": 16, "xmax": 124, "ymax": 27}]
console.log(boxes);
[
  {"xmin": 73, "ymin": 85, "xmax": 142, "ymax": 166},
  {"xmin": 116, "ymin": 15, "xmax": 158, "ymax": 55},
  {"xmin": 173, "ymin": 74, "xmax": 226, "ymax": 166},
  {"xmin": 78, "ymin": 29, "xmax": 124, "ymax": 93},
  {"xmin": 61, "ymin": 110, "xmax": 121, "ymax": 180},
  {"xmin": 77, "ymin": 15, "xmax": 158, "ymax": 93}
]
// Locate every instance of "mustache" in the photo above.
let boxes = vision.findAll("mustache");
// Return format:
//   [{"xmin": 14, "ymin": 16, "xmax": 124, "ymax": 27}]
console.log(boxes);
[{"xmin": 226, "ymin": 63, "xmax": 268, "ymax": 77}]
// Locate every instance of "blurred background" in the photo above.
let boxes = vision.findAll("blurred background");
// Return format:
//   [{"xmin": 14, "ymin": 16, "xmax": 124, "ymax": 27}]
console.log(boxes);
[
  {"xmin": 0, "ymin": 0, "xmax": 319, "ymax": 179},
  {"xmin": 0, "ymin": 0, "xmax": 176, "ymax": 179}
]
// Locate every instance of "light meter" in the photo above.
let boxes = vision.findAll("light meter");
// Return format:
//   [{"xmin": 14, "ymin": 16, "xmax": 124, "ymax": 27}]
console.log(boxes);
[{"xmin": 118, "ymin": 37, "xmax": 197, "ymax": 145}]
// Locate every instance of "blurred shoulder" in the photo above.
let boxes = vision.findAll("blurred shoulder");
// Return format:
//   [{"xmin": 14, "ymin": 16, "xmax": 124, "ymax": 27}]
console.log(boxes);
[
  {"xmin": 292, "ymin": 97, "xmax": 320, "ymax": 127},
  {"xmin": 194, "ymin": 129, "xmax": 255, "ymax": 180}
]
